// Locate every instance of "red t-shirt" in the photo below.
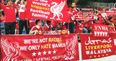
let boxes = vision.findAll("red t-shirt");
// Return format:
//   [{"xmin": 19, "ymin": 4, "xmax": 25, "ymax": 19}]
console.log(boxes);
[
  {"xmin": 76, "ymin": 24, "xmax": 84, "ymax": 33},
  {"xmin": 0, "ymin": 3, "xmax": 17, "ymax": 22},
  {"xmin": 84, "ymin": 20, "xmax": 93, "ymax": 29},
  {"xmin": 108, "ymin": 26, "xmax": 115, "ymax": 33},
  {"xmin": 19, "ymin": 12, "xmax": 26, "ymax": 19},
  {"xmin": 97, "ymin": 14, "xmax": 104, "ymax": 24},
  {"xmin": 18, "ymin": 4, "xmax": 26, "ymax": 19},
  {"xmin": 68, "ymin": 8, "xmax": 79, "ymax": 20},
  {"xmin": 43, "ymin": 25, "xmax": 49, "ymax": 31}
]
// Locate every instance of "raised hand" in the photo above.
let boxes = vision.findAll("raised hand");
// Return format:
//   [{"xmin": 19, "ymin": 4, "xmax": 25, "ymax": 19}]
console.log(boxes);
[{"xmin": 15, "ymin": 0, "xmax": 20, "ymax": 4}]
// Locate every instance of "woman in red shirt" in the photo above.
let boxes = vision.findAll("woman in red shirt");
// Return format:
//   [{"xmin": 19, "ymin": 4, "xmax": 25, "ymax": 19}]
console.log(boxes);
[{"xmin": 0, "ymin": 0, "xmax": 19, "ymax": 34}]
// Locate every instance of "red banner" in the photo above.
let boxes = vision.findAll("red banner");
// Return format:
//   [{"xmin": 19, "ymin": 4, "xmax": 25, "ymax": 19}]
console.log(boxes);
[
  {"xmin": 43, "ymin": 30, "xmax": 69, "ymax": 35},
  {"xmin": 109, "ymin": 33, "xmax": 116, "ymax": 55},
  {"xmin": 80, "ymin": 34, "xmax": 114, "ymax": 59},
  {"xmin": 1, "ymin": 34, "xmax": 79, "ymax": 61},
  {"xmin": 26, "ymin": 0, "xmax": 69, "ymax": 22},
  {"xmin": 73, "ymin": 11, "xmax": 94, "ymax": 21},
  {"xmin": 106, "ymin": 11, "xmax": 116, "ymax": 16},
  {"xmin": 91, "ymin": 24, "xmax": 109, "ymax": 37}
]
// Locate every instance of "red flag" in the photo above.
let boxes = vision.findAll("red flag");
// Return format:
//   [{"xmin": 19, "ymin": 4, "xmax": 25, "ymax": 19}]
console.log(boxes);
[
  {"xmin": 1, "ymin": 34, "xmax": 79, "ymax": 61},
  {"xmin": 91, "ymin": 24, "xmax": 109, "ymax": 37},
  {"xmin": 26, "ymin": 0, "xmax": 69, "ymax": 22},
  {"xmin": 109, "ymin": 33, "xmax": 116, "ymax": 55},
  {"xmin": 80, "ymin": 34, "xmax": 114, "ymax": 60}
]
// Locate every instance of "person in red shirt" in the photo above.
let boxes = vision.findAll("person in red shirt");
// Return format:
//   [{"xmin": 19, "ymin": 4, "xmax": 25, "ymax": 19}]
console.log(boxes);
[
  {"xmin": 96, "ymin": 10, "xmax": 107, "ymax": 24},
  {"xmin": 0, "ymin": 0, "xmax": 19, "ymax": 34},
  {"xmin": 83, "ymin": 20, "xmax": 93, "ymax": 33},
  {"xmin": 75, "ymin": 20, "xmax": 84, "ymax": 33},
  {"xmin": 43, "ymin": 21, "xmax": 52, "ymax": 31},
  {"xmin": 43, "ymin": 21, "xmax": 50, "ymax": 31},
  {"xmin": 29, "ymin": 20, "xmax": 43, "ymax": 35},
  {"xmin": 18, "ymin": 0, "xmax": 30, "ymax": 34}
]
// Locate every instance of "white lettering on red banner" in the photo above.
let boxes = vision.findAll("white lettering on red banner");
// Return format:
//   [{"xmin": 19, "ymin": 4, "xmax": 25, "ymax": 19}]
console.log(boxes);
[
  {"xmin": 26, "ymin": 0, "xmax": 68, "ymax": 22},
  {"xmin": 92, "ymin": 24, "xmax": 109, "ymax": 37},
  {"xmin": 109, "ymin": 33, "xmax": 116, "ymax": 55},
  {"xmin": 1, "ymin": 34, "xmax": 79, "ymax": 61}
]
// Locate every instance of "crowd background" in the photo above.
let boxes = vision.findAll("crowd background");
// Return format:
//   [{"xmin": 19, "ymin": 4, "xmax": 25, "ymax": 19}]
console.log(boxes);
[{"xmin": 0, "ymin": 0, "xmax": 116, "ymax": 35}]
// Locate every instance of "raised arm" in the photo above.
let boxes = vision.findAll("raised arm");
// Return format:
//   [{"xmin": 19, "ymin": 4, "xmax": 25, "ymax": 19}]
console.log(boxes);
[
  {"xmin": 21, "ymin": 0, "xmax": 24, "ymax": 3},
  {"xmin": 15, "ymin": 0, "xmax": 20, "ymax": 4}
]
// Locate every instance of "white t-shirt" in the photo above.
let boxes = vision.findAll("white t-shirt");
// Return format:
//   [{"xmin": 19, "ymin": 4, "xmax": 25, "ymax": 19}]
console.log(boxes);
[{"xmin": 18, "ymin": 4, "xmax": 25, "ymax": 12}]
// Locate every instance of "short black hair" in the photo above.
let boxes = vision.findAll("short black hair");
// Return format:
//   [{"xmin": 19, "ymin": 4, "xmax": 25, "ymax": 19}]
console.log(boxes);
[{"xmin": 35, "ymin": 20, "xmax": 40, "ymax": 25}]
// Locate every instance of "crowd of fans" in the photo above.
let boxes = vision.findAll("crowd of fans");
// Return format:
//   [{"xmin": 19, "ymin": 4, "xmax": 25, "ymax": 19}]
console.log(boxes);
[{"xmin": 0, "ymin": 0, "xmax": 116, "ymax": 35}]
